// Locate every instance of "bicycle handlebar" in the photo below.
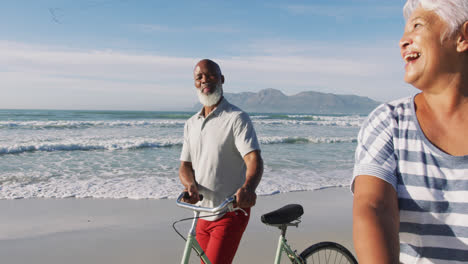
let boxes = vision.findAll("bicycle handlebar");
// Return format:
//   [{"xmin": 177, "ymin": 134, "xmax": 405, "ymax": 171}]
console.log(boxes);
[
  {"xmin": 182, "ymin": 191, "xmax": 204, "ymax": 201},
  {"xmin": 176, "ymin": 192, "xmax": 236, "ymax": 214}
]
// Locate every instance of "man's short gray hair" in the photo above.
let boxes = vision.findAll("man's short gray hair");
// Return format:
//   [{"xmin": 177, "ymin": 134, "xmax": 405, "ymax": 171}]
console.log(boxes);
[{"xmin": 403, "ymin": 0, "xmax": 468, "ymax": 39}]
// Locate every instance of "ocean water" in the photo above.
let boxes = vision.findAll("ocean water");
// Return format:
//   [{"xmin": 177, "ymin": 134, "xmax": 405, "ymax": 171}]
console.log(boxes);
[{"xmin": 0, "ymin": 109, "xmax": 365, "ymax": 199}]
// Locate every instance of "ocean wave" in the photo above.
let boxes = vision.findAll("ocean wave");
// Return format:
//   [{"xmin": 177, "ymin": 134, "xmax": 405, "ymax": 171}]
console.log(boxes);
[
  {"xmin": 0, "ymin": 116, "xmax": 364, "ymax": 130},
  {"xmin": 0, "ymin": 120, "xmax": 186, "ymax": 130},
  {"xmin": 0, "ymin": 168, "xmax": 352, "ymax": 199},
  {"xmin": 253, "ymin": 119, "xmax": 362, "ymax": 127},
  {"xmin": 0, "ymin": 135, "xmax": 356, "ymax": 155},
  {"xmin": 0, "ymin": 138, "xmax": 183, "ymax": 154},
  {"xmin": 259, "ymin": 136, "xmax": 356, "ymax": 144},
  {"xmin": 0, "ymin": 175, "xmax": 181, "ymax": 199},
  {"xmin": 250, "ymin": 114, "xmax": 365, "ymax": 127}
]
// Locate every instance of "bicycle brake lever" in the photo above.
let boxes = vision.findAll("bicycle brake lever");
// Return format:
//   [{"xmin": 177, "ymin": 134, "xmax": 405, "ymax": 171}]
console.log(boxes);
[
  {"xmin": 226, "ymin": 204, "xmax": 248, "ymax": 216},
  {"xmin": 234, "ymin": 207, "xmax": 248, "ymax": 216}
]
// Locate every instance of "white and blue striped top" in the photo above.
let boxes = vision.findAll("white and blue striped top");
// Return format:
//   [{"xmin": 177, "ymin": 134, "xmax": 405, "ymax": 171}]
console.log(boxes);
[{"xmin": 352, "ymin": 95, "xmax": 468, "ymax": 264}]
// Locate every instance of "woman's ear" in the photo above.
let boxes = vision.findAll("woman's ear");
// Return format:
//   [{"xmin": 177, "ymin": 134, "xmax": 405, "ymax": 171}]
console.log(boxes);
[{"xmin": 456, "ymin": 21, "xmax": 468, "ymax": 52}]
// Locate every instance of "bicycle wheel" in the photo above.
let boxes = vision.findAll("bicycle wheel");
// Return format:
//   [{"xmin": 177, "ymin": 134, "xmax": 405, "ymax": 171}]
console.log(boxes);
[{"xmin": 299, "ymin": 241, "xmax": 358, "ymax": 264}]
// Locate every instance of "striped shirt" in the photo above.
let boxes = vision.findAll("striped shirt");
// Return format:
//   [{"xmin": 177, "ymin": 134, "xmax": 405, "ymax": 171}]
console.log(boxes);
[{"xmin": 352, "ymin": 95, "xmax": 468, "ymax": 264}]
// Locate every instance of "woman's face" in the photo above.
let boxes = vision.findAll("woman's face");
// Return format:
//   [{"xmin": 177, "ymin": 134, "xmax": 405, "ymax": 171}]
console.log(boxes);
[{"xmin": 399, "ymin": 7, "xmax": 458, "ymax": 90}]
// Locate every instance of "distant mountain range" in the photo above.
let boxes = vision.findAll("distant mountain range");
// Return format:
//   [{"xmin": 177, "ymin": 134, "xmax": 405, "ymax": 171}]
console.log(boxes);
[{"xmin": 193, "ymin": 88, "xmax": 380, "ymax": 114}]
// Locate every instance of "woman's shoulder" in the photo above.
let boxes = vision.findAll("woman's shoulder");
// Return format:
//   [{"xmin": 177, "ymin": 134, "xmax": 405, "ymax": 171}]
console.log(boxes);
[{"xmin": 367, "ymin": 96, "xmax": 413, "ymax": 122}]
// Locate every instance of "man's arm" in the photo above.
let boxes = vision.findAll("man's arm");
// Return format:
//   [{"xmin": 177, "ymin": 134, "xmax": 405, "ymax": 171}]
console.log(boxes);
[
  {"xmin": 235, "ymin": 150, "xmax": 263, "ymax": 208},
  {"xmin": 353, "ymin": 175, "xmax": 400, "ymax": 264},
  {"xmin": 179, "ymin": 161, "xmax": 200, "ymax": 204}
]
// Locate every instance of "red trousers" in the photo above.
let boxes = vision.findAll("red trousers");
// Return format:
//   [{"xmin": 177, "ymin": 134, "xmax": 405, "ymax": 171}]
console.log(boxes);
[{"xmin": 196, "ymin": 208, "xmax": 250, "ymax": 264}]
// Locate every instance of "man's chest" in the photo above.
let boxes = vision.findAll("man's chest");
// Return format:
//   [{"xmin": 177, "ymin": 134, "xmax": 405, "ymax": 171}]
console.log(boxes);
[{"xmin": 188, "ymin": 118, "xmax": 236, "ymax": 155}]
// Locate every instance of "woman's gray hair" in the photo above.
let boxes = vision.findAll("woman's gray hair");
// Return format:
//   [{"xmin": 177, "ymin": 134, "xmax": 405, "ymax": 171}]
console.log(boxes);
[{"xmin": 403, "ymin": 0, "xmax": 468, "ymax": 39}]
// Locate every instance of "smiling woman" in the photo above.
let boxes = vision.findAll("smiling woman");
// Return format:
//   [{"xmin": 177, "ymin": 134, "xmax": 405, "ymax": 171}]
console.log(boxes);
[
  {"xmin": 351, "ymin": 0, "xmax": 468, "ymax": 264},
  {"xmin": 400, "ymin": 7, "xmax": 455, "ymax": 88}
]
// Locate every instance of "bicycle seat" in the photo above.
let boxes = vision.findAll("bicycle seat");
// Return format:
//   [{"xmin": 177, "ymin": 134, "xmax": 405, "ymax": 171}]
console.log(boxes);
[{"xmin": 261, "ymin": 204, "xmax": 304, "ymax": 225}]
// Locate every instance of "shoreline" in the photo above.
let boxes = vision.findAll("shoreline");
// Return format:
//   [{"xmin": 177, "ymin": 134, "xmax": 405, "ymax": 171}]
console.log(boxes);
[{"xmin": 0, "ymin": 187, "xmax": 355, "ymax": 263}]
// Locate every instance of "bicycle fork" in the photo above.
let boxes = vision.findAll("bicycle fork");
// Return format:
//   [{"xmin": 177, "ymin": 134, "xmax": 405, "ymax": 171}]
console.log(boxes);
[{"xmin": 181, "ymin": 211, "xmax": 211, "ymax": 264}]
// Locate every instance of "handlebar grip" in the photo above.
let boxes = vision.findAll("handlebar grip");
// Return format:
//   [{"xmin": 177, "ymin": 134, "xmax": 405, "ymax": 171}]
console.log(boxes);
[{"xmin": 183, "ymin": 191, "xmax": 203, "ymax": 201}]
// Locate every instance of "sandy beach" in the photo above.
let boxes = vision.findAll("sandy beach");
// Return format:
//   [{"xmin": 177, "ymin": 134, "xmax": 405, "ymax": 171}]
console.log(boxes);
[{"xmin": 0, "ymin": 187, "xmax": 355, "ymax": 264}]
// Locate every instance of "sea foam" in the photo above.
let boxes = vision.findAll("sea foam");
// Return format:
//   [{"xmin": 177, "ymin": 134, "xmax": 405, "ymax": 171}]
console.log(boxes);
[
  {"xmin": 0, "ymin": 167, "xmax": 352, "ymax": 199},
  {"xmin": 0, "ymin": 138, "xmax": 183, "ymax": 154},
  {"xmin": 0, "ymin": 120, "xmax": 185, "ymax": 130},
  {"xmin": 0, "ymin": 136, "xmax": 356, "ymax": 155}
]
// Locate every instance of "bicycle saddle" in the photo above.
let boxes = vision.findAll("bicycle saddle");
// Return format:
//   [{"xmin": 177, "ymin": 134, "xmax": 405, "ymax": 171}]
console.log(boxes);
[{"xmin": 261, "ymin": 204, "xmax": 304, "ymax": 225}]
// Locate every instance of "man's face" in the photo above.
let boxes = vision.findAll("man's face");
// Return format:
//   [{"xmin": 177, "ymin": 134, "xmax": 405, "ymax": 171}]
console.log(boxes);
[
  {"xmin": 399, "ymin": 7, "xmax": 458, "ymax": 90},
  {"xmin": 193, "ymin": 61, "xmax": 224, "ymax": 95}
]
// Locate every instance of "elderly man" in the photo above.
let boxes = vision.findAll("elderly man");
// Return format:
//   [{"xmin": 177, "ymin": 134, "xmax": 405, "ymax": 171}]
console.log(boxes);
[
  {"xmin": 352, "ymin": 0, "xmax": 468, "ymax": 263},
  {"xmin": 179, "ymin": 59, "xmax": 263, "ymax": 264}
]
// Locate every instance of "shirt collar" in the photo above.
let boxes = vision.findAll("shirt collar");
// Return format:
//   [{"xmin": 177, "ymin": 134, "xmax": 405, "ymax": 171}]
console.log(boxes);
[{"xmin": 197, "ymin": 97, "xmax": 227, "ymax": 119}]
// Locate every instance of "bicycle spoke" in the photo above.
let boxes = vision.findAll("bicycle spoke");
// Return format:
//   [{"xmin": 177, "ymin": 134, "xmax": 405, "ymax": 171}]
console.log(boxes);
[
  {"xmin": 338, "ymin": 252, "xmax": 343, "ymax": 263},
  {"xmin": 300, "ymin": 242, "xmax": 357, "ymax": 264}
]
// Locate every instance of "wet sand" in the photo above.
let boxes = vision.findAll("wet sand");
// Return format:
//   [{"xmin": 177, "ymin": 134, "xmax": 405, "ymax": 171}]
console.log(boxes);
[{"xmin": 0, "ymin": 187, "xmax": 355, "ymax": 263}]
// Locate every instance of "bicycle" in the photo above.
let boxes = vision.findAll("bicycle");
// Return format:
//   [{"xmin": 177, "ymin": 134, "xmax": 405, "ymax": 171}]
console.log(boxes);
[{"xmin": 174, "ymin": 192, "xmax": 358, "ymax": 264}]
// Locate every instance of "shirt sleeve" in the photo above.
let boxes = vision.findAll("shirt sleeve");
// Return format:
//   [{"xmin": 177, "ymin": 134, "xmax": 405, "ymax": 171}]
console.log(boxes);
[
  {"xmin": 232, "ymin": 112, "xmax": 260, "ymax": 157},
  {"xmin": 180, "ymin": 121, "xmax": 191, "ymax": 162},
  {"xmin": 351, "ymin": 104, "xmax": 397, "ymax": 192}
]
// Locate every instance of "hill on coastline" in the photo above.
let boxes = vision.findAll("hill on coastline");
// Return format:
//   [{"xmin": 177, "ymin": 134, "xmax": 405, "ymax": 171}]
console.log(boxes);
[{"xmin": 193, "ymin": 88, "xmax": 379, "ymax": 115}]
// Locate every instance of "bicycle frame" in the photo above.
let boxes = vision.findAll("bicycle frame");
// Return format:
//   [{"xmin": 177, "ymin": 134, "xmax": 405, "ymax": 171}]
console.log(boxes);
[
  {"xmin": 177, "ymin": 193, "xmax": 305, "ymax": 264},
  {"xmin": 275, "ymin": 235, "xmax": 304, "ymax": 264},
  {"xmin": 176, "ymin": 193, "xmax": 236, "ymax": 264},
  {"xmin": 181, "ymin": 222, "xmax": 304, "ymax": 264},
  {"xmin": 180, "ymin": 211, "xmax": 211, "ymax": 264},
  {"xmin": 271, "ymin": 222, "xmax": 304, "ymax": 264}
]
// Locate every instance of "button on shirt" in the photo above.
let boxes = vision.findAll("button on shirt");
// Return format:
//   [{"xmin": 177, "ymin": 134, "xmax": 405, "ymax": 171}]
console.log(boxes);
[{"xmin": 180, "ymin": 98, "xmax": 260, "ymax": 220}]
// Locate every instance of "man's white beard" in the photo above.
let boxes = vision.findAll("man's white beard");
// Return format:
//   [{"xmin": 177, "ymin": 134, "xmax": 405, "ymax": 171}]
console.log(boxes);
[{"xmin": 197, "ymin": 84, "xmax": 223, "ymax": 107}]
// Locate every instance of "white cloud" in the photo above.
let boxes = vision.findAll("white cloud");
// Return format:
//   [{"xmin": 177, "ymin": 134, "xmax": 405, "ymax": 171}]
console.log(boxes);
[
  {"xmin": 0, "ymin": 41, "xmax": 198, "ymax": 110},
  {"xmin": 0, "ymin": 39, "xmax": 412, "ymax": 110},
  {"xmin": 1, "ymin": 41, "xmax": 195, "ymax": 84},
  {"xmin": 131, "ymin": 24, "xmax": 241, "ymax": 34},
  {"xmin": 133, "ymin": 24, "xmax": 180, "ymax": 33},
  {"xmin": 283, "ymin": 3, "xmax": 401, "ymax": 19},
  {"xmin": 221, "ymin": 38, "xmax": 410, "ymax": 99},
  {"xmin": 192, "ymin": 25, "xmax": 241, "ymax": 33},
  {"xmin": 222, "ymin": 56, "xmax": 379, "ymax": 76}
]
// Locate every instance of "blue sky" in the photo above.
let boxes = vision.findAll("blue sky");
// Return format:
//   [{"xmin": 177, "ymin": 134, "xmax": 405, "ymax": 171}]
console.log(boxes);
[{"xmin": 1, "ymin": 0, "xmax": 411, "ymax": 110}]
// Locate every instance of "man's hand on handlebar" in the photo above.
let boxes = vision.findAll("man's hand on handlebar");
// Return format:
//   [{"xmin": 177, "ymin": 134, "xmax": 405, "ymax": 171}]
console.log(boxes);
[
  {"xmin": 182, "ymin": 184, "xmax": 201, "ymax": 204},
  {"xmin": 235, "ymin": 186, "xmax": 256, "ymax": 208}
]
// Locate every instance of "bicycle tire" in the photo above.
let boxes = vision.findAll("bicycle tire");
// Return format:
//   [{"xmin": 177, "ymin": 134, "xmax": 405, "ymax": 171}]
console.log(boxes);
[{"xmin": 299, "ymin": 241, "xmax": 358, "ymax": 264}]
